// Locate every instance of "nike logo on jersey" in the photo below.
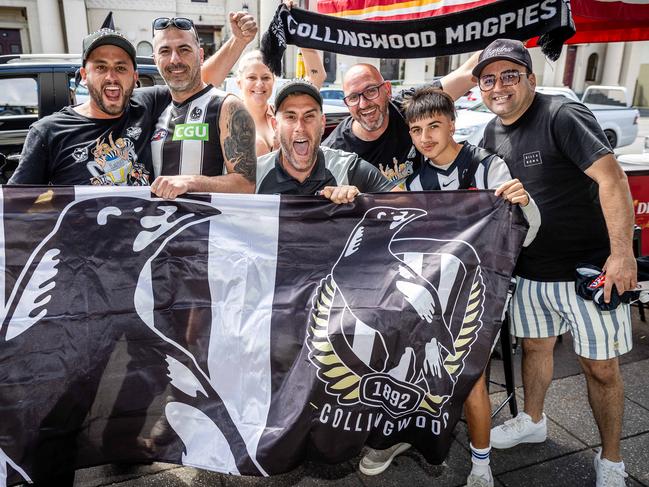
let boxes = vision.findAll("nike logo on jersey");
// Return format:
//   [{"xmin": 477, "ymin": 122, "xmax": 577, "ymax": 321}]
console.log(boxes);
[
  {"xmin": 442, "ymin": 180, "xmax": 456, "ymax": 188},
  {"xmin": 172, "ymin": 114, "xmax": 184, "ymax": 122}
]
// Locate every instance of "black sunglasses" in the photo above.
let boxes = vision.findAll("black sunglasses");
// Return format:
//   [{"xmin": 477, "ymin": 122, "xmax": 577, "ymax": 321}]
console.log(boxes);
[{"xmin": 152, "ymin": 17, "xmax": 198, "ymax": 39}]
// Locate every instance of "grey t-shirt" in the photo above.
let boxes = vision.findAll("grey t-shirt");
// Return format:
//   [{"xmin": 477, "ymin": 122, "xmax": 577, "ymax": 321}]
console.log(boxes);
[{"xmin": 256, "ymin": 146, "xmax": 395, "ymax": 195}]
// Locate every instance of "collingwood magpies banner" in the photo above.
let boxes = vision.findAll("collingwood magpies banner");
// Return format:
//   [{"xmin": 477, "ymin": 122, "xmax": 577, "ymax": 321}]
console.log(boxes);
[
  {"xmin": 261, "ymin": 0, "xmax": 575, "ymax": 74},
  {"xmin": 0, "ymin": 186, "xmax": 527, "ymax": 485}
]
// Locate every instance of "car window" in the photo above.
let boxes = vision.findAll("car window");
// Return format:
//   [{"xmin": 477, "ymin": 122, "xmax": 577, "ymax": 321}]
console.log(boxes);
[
  {"xmin": 69, "ymin": 76, "xmax": 89, "ymax": 105},
  {"xmin": 582, "ymin": 88, "xmax": 626, "ymax": 106},
  {"xmin": 0, "ymin": 77, "xmax": 38, "ymax": 116}
]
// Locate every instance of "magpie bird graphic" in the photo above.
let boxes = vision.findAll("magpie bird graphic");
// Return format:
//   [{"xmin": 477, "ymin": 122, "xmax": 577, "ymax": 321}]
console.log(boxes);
[
  {"xmin": 331, "ymin": 207, "xmax": 456, "ymax": 394},
  {"xmin": 0, "ymin": 195, "xmax": 264, "ymax": 485}
]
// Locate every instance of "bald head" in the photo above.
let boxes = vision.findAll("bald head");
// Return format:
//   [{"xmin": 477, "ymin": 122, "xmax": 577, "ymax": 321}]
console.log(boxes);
[
  {"xmin": 342, "ymin": 63, "xmax": 391, "ymax": 137},
  {"xmin": 342, "ymin": 63, "xmax": 384, "ymax": 92}
]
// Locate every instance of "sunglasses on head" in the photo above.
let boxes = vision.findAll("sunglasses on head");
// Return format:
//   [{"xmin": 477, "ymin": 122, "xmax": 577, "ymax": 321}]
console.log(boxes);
[{"xmin": 152, "ymin": 17, "xmax": 198, "ymax": 39}]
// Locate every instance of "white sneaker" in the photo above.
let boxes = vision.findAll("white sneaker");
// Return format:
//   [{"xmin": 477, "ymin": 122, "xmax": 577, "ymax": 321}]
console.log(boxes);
[
  {"xmin": 594, "ymin": 448, "xmax": 628, "ymax": 487},
  {"xmin": 490, "ymin": 412, "xmax": 547, "ymax": 449},
  {"xmin": 466, "ymin": 471, "xmax": 494, "ymax": 487},
  {"xmin": 358, "ymin": 442, "xmax": 411, "ymax": 476}
]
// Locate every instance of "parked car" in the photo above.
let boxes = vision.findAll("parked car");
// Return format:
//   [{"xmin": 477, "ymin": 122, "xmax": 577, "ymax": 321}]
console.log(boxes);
[
  {"xmin": 455, "ymin": 86, "xmax": 482, "ymax": 110},
  {"xmin": 320, "ymin": 88, "xmax": 346, "ymax": 107},
  {"xmin": 455, "ymin": 85, "xmax": 640, "ymax": 149}
]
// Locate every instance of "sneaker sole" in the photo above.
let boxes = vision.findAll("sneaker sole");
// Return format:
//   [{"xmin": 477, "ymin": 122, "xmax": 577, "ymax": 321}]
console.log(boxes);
[
  {"xmin": 491, "ymin": 433, "xmax": 547, "ymax": 449},
  {"xmin": 359, "ymin": 443, "xmax": 412, "ymax": 476}
]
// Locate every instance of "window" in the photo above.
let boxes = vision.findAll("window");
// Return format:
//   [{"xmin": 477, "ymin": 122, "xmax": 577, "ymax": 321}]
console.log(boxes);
[
  {"xmin": 0, "ymin": 77, "xmax": 38, "ymax": 116},
  {"xmin": 586, "ymin": 53, "xmax": 598, "ymax": 82},
  {"xmin": 137, "ymin": 41, "xmax": 153, "ymax": 57}
]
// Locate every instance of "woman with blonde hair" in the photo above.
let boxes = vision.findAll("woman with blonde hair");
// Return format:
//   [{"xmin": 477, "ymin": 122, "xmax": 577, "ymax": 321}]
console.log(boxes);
[{"xmin": 236, "ymin": 48, "xmax": 325, "ymax": 156}]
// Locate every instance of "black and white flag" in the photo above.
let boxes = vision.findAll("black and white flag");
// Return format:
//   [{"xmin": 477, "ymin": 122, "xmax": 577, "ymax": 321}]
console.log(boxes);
[{"xmin": 0, "ymin": 187, "xmax": 527, "ymax": 485}]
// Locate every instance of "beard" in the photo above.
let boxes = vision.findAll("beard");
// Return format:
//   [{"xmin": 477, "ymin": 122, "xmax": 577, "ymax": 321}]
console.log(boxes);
[
  {"xmin": 163, "ymin": 61, "xmax": 202, "ymax": 93},
  {"xmin": 279, "ymin": 128, "xmax": 323, "ymax": 174},
  {"xmin": 87, "ymin": 81, "xmax": 134, "ymax": 117},
  {"xmin": 354, "ymin": 103, "xmax": 388, "ymax": 132}
]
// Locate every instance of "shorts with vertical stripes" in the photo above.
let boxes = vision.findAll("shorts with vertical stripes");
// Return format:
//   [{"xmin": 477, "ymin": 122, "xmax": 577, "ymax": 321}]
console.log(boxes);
[{"xmin": 510, "ymin": 277, "xmax": 632, "ymax": 360}]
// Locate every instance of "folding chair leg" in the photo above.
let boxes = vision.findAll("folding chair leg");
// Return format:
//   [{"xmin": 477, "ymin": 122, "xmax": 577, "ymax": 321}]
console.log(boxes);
[
  {"xmin": 639, "ymin": 302, "xmax": 646, "ymax": 322},
  {"xmin": 500, "ymin": 316, "xmax": 518, "ymax": 417}
]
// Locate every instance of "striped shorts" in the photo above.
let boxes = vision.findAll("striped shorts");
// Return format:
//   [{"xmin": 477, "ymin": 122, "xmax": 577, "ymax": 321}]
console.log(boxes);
[{"xmin": 510, "ymin": 277, "xmax": 632, "ymax": 360}]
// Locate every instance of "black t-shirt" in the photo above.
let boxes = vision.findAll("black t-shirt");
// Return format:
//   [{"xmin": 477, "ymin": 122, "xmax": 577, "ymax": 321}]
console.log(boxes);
[
  {"xmin": 10, "ymin": 86, "xmax": 171, "ymax": 186},
  {"xmin": 256, "ymin": 146, "xmax": 395, "ymax": 195},
  {"xmin": 481, "ymin": 93, "xmax": 612, "ymax": 281},
  {"xmin": 322, "ymin": 82, "xmax": 442, "ymax": 174}
]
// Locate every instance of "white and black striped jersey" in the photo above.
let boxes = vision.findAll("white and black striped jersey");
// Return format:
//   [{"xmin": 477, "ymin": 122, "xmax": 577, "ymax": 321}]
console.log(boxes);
[
  {"xmin": 151, "ymin": 84, "xmax": 229, "ymax": 178},
  {"xmin": 406, "ymin": 143, "xmax": 511, "ymax": 191}
]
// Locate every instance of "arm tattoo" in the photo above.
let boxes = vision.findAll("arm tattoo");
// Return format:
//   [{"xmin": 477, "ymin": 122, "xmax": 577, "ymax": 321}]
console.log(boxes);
[{"xmin": 223, "ymin": 101, "xmax": 257, "ymax": 183}]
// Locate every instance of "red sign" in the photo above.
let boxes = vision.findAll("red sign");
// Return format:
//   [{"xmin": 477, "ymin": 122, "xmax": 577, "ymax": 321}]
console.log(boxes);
[{"xmin": 628, "ymin": 172, "xmax": 649, "ymax": 255}]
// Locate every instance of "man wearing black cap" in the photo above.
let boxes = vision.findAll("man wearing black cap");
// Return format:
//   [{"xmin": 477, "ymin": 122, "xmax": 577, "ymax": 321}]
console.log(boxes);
[
  {"xmin": 256, "ymin": 80, "xmax": 396, "ymax": 200},
  {"xmin": 10, "ymin": 28, "xmax": 169, "ymax": 186},
  {"xmin": 475, "ymin": 39, "xmax": 635, "ymax": 487}
]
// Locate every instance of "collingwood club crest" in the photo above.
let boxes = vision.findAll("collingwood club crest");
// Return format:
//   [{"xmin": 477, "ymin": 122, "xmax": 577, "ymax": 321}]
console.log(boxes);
[{"xmin": 307, "ymin": 207, "xmax": 485, "ymax": 419}]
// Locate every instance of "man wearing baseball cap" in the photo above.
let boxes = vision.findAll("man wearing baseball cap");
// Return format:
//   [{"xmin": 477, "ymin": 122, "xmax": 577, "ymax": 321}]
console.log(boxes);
[
  {"xmin": 10, "ymin": 11, "xmax": 257, "ymax": 188},
  {"xmin": 476, "ymin": 39, "xmax": 635, "ymax": 487},
  {"xmin": 256, "ymin": 79, "xmax": 398, "ymax": 201}
]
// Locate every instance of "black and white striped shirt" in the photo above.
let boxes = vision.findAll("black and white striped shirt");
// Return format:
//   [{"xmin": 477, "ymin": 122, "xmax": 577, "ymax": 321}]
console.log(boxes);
[{"xmin": 151, "ymin": 84, "xmax": 228, "ymax": 177}]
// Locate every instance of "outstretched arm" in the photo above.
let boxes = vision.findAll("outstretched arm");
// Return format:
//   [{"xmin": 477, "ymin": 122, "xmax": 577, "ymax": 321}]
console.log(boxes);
[
  {"xmin": 200, "ymin": 11, "xmax": 257, "ymax": 87},
  {"xmin": 439, "ymin": 51, "xmax": 480, "ymax": 101},
  {"xmin": 302, "ymin": 48, "xmax": 326, "ymax": 88}
]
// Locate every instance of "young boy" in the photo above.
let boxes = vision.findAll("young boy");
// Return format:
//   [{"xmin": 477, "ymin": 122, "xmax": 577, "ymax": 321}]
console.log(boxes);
[{"xmin": 359, "ymin": 87, "xmax": 540, "ymax": 487}]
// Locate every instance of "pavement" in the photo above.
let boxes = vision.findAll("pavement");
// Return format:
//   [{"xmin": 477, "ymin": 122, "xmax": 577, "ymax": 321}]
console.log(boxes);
[{"xmin": 56, "ymin": 308, "xmax": 649, "ymax": 487}]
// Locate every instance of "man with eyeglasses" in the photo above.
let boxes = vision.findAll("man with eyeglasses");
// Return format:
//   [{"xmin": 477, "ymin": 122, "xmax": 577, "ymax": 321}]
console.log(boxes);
[
  {"xmin": 476, "ymin": 39, "xmax": 635, "ymax": 487},
  {"xmin": 322, "ymin": 58, "xmax": 478, "ymax": 184},
  {"xmin": 149, "ymin": 16, "xmax": 256, "ymax": 198}
]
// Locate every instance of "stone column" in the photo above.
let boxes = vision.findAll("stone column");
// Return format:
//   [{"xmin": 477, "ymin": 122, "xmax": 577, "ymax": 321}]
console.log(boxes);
[
  {"xmin": 62, "ymin": 0, "xmax": 88, "ymax": 54},
  {"xmin": 36, "ymin": 0, "xmax": 65, "ymax": 53},
  {"xmin": 601, "ymin": 42, "xmax": 625, "ymax": 86},
  {"xmin": 403, "ymin": 58, "xmax": 427, "ymax": 85}
]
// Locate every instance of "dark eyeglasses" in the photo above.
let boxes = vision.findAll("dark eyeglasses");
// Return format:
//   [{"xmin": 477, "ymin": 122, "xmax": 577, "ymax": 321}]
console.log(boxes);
[
  {"xmin": 343, "ymin": 82, "xmax": 386, "ymax": 107},
  {"xmin": 478, "ymin": 70, "xmax": 529, "ymax": 92},
  {"xmin": 152, "ymin": 17, "xmax": 198, "ymax": 39}
]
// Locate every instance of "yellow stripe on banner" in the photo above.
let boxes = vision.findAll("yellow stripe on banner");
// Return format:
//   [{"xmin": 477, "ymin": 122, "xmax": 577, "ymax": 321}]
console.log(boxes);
[{"xmin": 328, "ymin": 0, "xmax": 474, "ymax": 18}]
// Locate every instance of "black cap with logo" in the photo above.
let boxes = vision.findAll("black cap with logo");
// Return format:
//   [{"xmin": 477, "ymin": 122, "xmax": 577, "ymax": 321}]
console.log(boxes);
[
  {"xmin": 275, "ymin": 80, "xmax": 323, "ymax": 111},
  {"xmin": 472, "ymin": 39, "xmax": 533, "ymax": 78},
  {"xmin": 82, "ymin": 28, "xmax": 137, "ymax": 69}
]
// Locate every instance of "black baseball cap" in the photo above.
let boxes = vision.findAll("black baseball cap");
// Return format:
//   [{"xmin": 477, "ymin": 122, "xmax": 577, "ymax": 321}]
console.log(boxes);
[
  {"xmin": 82, "ymin": 28, "xmax": 137, "ymax": 69},
  {"xmin": 472, "ymin": 39, "xmax": 533, "ymax": 78},
  {"xmin": 275, "ymin": 80, "xmax": 323, "ymax": 111}
]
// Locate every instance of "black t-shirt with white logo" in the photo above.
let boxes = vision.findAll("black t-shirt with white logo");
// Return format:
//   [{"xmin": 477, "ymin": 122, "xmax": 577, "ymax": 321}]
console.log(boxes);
[
  {"xmin": 481, "ymin": 93, "xmax": 611, "ymax": 281},
  {"xmin": 322, "ymin": 82, "xmax": 442, "ymax": 175},
  {"xmin": 256, "ymin": 146, "xmax": 395, "ymax": 195},
  {"xmin": 151, "ymin": 85, "xmax": 228, "ymax": 177},
  {"xmin": 10, "ymin": 86, "xmax": 171, "ymax": 186}
]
